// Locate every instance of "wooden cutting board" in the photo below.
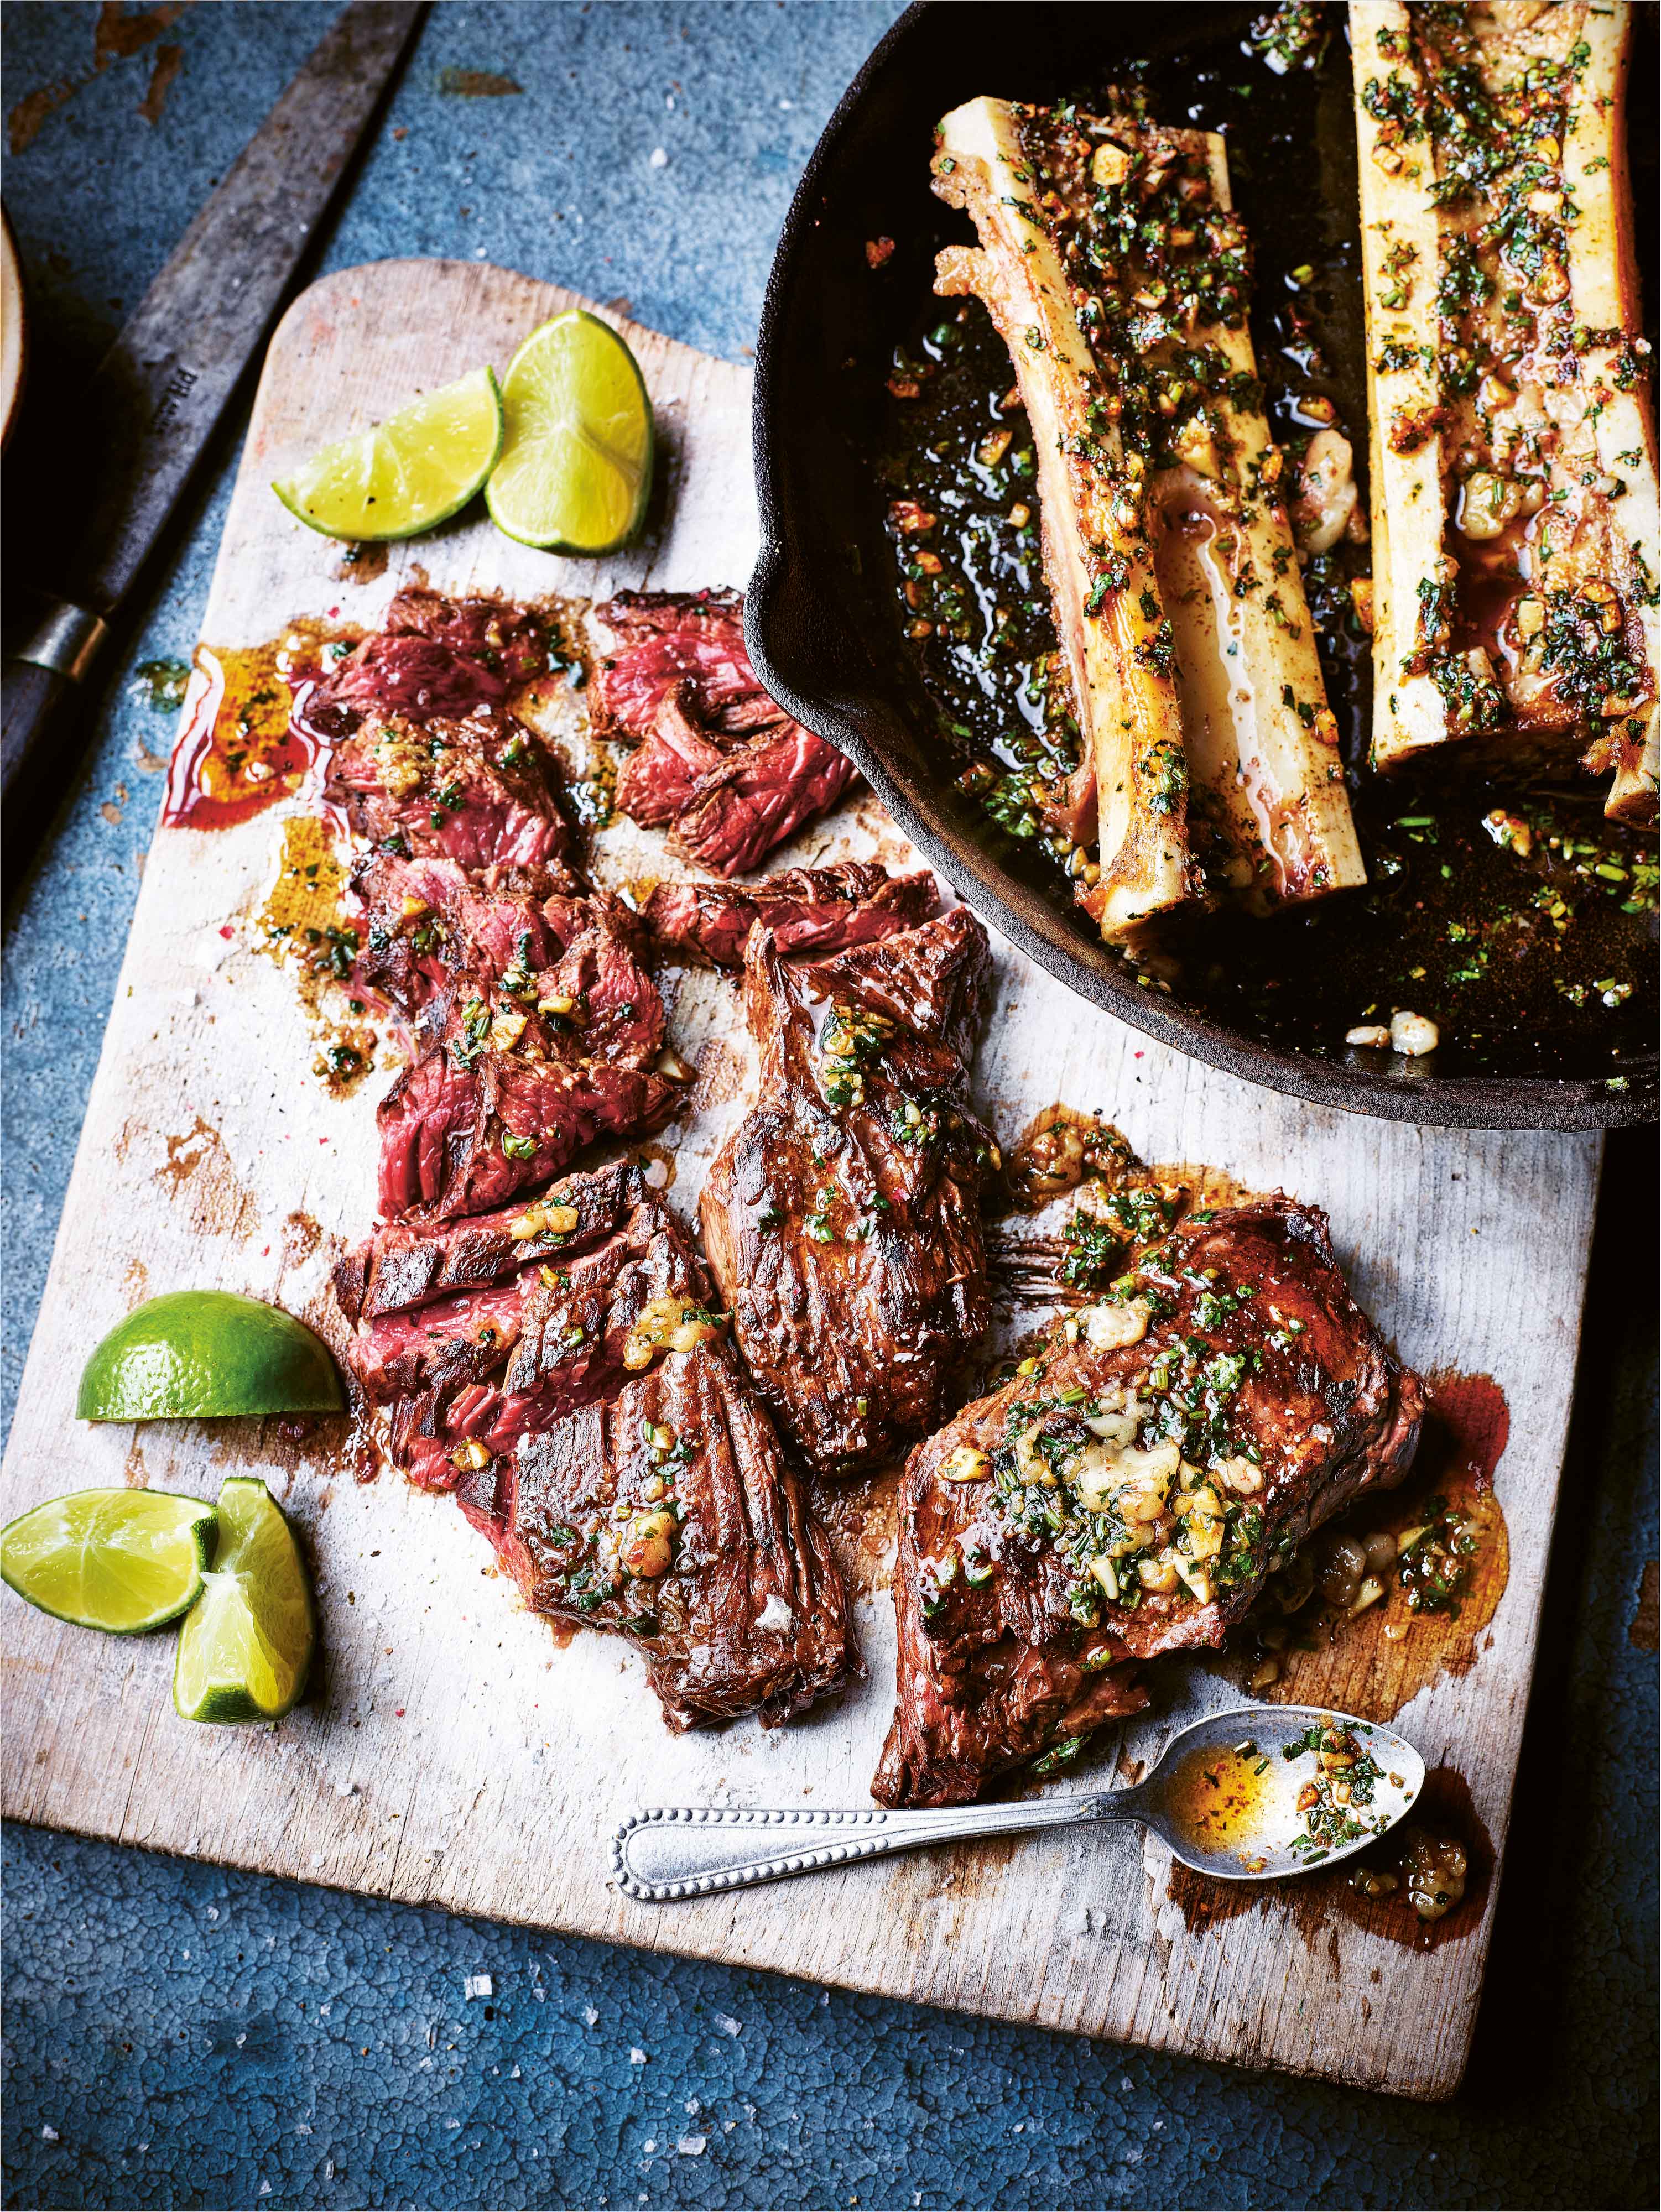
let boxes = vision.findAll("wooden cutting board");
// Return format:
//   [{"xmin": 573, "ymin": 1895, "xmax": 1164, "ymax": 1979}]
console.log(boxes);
[{"xmin": 0, "ymin": 259, "xmax": 1602, "ymax": 2100}]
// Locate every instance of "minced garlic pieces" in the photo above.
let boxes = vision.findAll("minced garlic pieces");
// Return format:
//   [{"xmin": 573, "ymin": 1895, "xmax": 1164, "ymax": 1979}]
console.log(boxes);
[
  {"xmin": 1389, "ymin": 1009, "xmax": 1439, "ymax": 1057},
  {"xmin": 508, "ymin": 1199, "xmax": 581, "ymax": 1241},
  {"xmin": 941, "ymin": 1446, "xmax": 991, "ymax": 1485},
  {"xmin": 1080, "ymin": 1298, "xmax": 1151, "ymax": 1350},
  {"xmin": 622, "ymin": 1295, "xmax": 726, "ymax": 1373}
]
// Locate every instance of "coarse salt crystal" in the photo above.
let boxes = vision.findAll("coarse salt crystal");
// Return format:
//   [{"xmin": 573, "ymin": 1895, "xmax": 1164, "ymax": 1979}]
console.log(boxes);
[
  {"xmin": 678, "ymin": 2136, "xmax": 706, "ymax": 2157},
  {"xmin": 630, "ymin": 2047, "xmax": 647, "ymax": 2064},
  {"xmin": 464, "ymin": 1974, "xmax": 493, "ymax": 2000},
  {"xmin": 649, "ymin": 147, "xmax": 668, "ymax": 169},
  {"xmin": 41, "ymin": 2127, "xmax": 59, "ymax": 2143},
  {"xmin": 715, "ymin": 2013, "xmax": 741, "ymax": 2036}
]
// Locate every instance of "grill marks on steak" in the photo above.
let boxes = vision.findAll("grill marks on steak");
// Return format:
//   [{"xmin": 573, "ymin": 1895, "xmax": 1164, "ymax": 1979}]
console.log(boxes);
[
  {"xmin": 459, "ymin": 1341, "xmax": 853, "ymax": 1729},
  {"xmin": 338, "ymin": 1164, "xmax": 854, "ymax": 1726},
  {"xmin": 701, "ymin": 908, "xmax": 996, "ymax": 1479},
  {"xmin": 344, "ymin": 1165, "xmax": 681, "ymax": 1490},
  {"xmin": 333, "ymin": 1157, "xmax": 649, "ymax": 1326},
  {"xmin": 642, "ymin": 860, "xmax": 938, "ymax": 968},
  {"xmin": 873, "ymin": 1198, "xmax": 1425, "ymax": 1807},
  {"xmin": 592, "ymin": 589, "xmax": 856, "ymax": 874}
]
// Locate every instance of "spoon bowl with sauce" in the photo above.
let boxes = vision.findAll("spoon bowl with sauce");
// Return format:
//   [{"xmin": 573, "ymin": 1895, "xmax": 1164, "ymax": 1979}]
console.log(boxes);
[{"xmin": 611, "ymin": 1705, "xmax": 1425, "ymax": 1901}]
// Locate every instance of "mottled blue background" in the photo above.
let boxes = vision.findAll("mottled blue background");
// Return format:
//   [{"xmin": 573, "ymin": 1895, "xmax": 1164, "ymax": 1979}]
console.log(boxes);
[{"xmin": 2, "ymin": 7, "xmax": 1655, "ymax": 2208}]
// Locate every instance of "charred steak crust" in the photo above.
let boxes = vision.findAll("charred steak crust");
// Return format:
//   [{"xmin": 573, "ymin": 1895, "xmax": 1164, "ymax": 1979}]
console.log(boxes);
[
  {"xmin": 873, "ymin": 1197, "xmax": 1425, "ymax": 1807},
  {"xmin": 641, "ymin": 862, "xmax": 938, "ymax": 969},
  {"xmin": 446, "ymin": 1193, "xmax": 856, "ymax": 1729},
  {"xmin": 332, "ymin": 1157, "xmax": 650, "ymax": 1325},
  {"xmin": 701, "ymin": 908, "xmax": 996, "ymax": 1479},
  {"xmin": 591, "ymin": 588, "xmax": 857, "ymax": 876},
  {"xmin": 346, "ymin": 1173, "xmax": 703, "ymax": 1491}
]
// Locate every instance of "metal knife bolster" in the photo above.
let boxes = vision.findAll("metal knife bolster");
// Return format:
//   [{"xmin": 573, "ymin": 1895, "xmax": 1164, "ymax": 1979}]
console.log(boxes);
[{"xmin": 11, "ymin": 597, "xmax": 110, "ymax": 684}]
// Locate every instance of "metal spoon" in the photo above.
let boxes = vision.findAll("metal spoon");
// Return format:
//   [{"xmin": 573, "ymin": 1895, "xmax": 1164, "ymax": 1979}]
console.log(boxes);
[{"xmin": 609, "ymin": 1704, "xmax": 1424, "ymax": 1902}]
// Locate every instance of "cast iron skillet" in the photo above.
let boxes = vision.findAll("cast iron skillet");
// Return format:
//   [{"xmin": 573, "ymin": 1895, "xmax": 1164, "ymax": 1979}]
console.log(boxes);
[{"xmin": 746, "ymin": 0, "xmax": 1657, "ymax": 1131}]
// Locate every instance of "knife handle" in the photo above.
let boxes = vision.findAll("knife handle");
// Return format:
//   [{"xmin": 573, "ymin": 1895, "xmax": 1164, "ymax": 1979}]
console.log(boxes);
[{"xmin": 1, "ymin": 657, "xmax": 73, "ymax": 804}]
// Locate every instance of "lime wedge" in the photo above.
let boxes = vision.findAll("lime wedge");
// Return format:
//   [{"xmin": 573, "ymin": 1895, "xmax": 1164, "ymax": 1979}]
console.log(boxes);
[
  {"xmin": 486, "ymin": 310, "xmax": 653, "ymax": 553},
  {"xmin": 272, "ymin": 365, "xmax": 504, "ymax": 541},
  {"xmin": 77, "ymin": 1291, "xmax": 344, "ymax": 1422},
  {"xmin": 0, "ymin": 1488, "xmax": 216, "ymax": 1634},
  {"xmin": 174, "ymin": 1477, "xmax": 315, "ymax": 1724}
]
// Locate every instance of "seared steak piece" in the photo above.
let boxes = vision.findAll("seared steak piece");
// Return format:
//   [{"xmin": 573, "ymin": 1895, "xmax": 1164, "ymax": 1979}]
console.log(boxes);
[
  {"xmin": 341, "ymin": 1167, "xmax": 855, "ymax": 1726},
  {"xmin": 326, "ymin": 706, "xmax": 571, "ymax": 873},
  {"xmin": 873, "ymin": 1198, "xmax": 1425, "ymax": 1806},
  {"xmin": 344, "ymin": 1170, "xmax": 686, "ymax": 1489},
  {"xmin": 643, "ymin": 860, "xmax": 937, "ymax": 968},
  {"xmin": 701, "ymin": 908, "xmax": 995, "ymax": 1478},
  {"xmin": 306, "ymin": 587, "xmax": 551, "ymax": 734},
  {"xmin": 460, "ymin": 1353, "xmax": 853, "ymax": 1728},
  {"xmin": 376, "ymin": 897, "xmax": 679, "ymax": 1220},
  {"xmin": 592, "ymin": 589, "xmax": 856, "ymax": 875},
  {"xmin": 310, "ymin": 587, "xmax": 571, "ymax": 874},
  {"xmin": 377, "ymin": 586, "xmax": 551, "ymax": 682},
  {"xmin": 334, "ymin": 1157, "xmax": 650, "ymax": 1325},
  {"xmin": 352, "ymin": 855, "xmax": 638, "ymax": 1024},
  {"xmin": 451, "ymin": 1196, "xmax": 855, "ymax": 1729},
  {"xmin": 589, "ymin": 588, "xmax": 771, "ymax": 741},
  {"xmin": 670, "ymin": 720, "xmax": 860, "ymax": 878}
]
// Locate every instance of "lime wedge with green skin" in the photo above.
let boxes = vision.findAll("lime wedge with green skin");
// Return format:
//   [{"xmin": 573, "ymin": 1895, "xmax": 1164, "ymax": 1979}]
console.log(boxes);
[
  {"xmin": 174, "ymin": 1477, "xmax": 315, "ymax": 1724},
  {"xmin": 77, "ymin": 1291, "xmax": 344, "ymax": 1422},
  {"xmin": 272, "ymin": 364, "xmax": 504, "ymax": 541},
  {"xmin": 0, "ymin": 1488, "xmax": 216, "ymax": 1633},
  {"xmin": 486, "ymin": 310, "xmax": 654, "ymax": 553}
]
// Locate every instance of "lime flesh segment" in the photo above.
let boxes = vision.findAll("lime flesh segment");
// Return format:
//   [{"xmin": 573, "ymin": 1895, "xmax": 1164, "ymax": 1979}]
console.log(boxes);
[
  {"xmin": 174, "ymin": 1478, "xmax": 315, "ymax": 1724},
  {"xmin": 486, "ymin": 311, "xmax": 653, "ymax": 554},
  {"xmin": 272, "ymin": 365, "xmax": 504, "ymax": 541},
  {"xmin": 0, "ymin": 1488, "xmax": 216, "ymax": 1633},
  {"xmin": 77, "ymin": 1291, "xmax": 344, "ymax": 1422}
]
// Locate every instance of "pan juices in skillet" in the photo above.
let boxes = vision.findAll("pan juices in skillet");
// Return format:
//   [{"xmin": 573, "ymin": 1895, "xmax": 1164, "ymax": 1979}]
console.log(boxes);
[{"xmin": 929, "ymin": 93, "xmax": 1366, "ymax": 942}]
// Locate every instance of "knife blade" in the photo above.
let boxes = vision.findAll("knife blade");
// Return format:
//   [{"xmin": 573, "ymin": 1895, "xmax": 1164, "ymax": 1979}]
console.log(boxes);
[{"xmin": 1, "ymin": 0, "xmax": 424, "ymax": 803}]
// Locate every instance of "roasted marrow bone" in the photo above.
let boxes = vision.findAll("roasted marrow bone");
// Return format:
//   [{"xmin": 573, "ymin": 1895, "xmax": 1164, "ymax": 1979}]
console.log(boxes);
[
  {"xmin": 1353, "ymin": 0, "xmax": 1659, "ymax": 821},
  {"xmin": 931, "ymin": 97, "xmax": 1364, "ymax": 930}
]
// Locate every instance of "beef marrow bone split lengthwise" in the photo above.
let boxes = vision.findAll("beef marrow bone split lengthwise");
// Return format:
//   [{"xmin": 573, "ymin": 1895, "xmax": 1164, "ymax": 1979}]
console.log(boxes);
[
  {"xmin": 1353, "ymin": 0, "xmax": 1659, "ymax": 819},
  {"xmin": 930, "ymin": 94, "xmax": 1366, "ymax": 939}
]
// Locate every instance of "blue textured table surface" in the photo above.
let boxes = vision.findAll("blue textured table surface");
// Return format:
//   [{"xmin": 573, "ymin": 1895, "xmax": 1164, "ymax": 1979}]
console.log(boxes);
[{"xmin": 2, "ymin": 7, "xmax": 1655, "ymax": 2208}]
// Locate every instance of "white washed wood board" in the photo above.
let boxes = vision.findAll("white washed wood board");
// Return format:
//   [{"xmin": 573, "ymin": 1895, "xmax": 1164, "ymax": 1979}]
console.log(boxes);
[{"xmin": 0, "ymin": 260, "xmax": 1603, "ymax": 2099}]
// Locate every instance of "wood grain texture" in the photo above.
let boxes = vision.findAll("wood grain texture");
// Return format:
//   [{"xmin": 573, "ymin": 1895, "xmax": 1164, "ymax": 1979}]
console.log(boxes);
[{"xmin": 0, "ymin": 259, "xmax": 1602, "ymax": 2100}]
